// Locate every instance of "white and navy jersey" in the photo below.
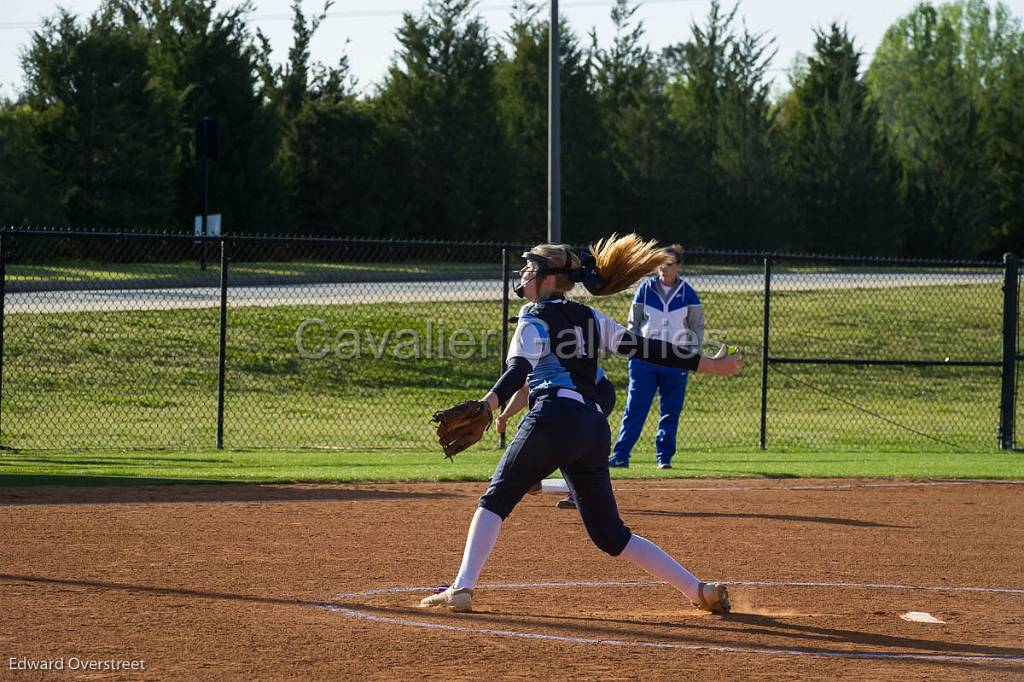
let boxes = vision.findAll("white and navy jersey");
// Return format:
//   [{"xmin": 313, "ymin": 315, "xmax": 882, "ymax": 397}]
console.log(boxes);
[
  {"xmin": 506, "ymin": 299, "xmax": 629, "ymax": 399},
  {"xmin": 627, "ymin": 275, "xmax": 704, "ymax": 352}
]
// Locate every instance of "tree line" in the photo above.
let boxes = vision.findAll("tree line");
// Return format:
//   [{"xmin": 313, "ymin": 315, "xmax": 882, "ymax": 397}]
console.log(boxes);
[{"xmin": 0, "ymin": 0, "xmax": 1021, "ymax": 258}]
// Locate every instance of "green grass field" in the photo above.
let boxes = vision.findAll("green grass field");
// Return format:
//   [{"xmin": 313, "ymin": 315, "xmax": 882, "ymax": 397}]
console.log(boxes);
[
  {"xmin": 5, "ymin": 259, "xmax": 763, "ymax": 284},
  {"xmin": 6, "ymin": 258, "xmax": 869, "ymax": 285},
  {"xmin": 7, "ymin": 259, "xmax": 494, "ymax": 283},
  {"xmin": 1, "ymin": 448, "xmax": 1022, "ymax": 486},
  {"xmin": 2, "ymin": 272, "xmax": 1013, "ymax": 454}
]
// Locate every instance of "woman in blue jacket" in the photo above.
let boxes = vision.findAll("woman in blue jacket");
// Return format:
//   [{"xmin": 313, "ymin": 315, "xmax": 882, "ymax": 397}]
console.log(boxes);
[{"xmin": 610, "ymin": 244, "xmax": 703, "ymax": 469}]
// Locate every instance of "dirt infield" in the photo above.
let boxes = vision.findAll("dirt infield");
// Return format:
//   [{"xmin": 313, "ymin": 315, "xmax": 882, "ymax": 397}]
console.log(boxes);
[{"xmin": 1, "ymin": 479, "xmax": 1022, "ymax": 680}]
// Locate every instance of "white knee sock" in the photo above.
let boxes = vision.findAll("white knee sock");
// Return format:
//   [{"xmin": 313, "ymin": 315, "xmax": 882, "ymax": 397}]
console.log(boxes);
[
  {"xmin": 620, "ymin": 534, "xmax": 702, "ymax": 604},
  {"xmin": 451, "ymin": 507, "xmax": 503, "ymax": 591}
]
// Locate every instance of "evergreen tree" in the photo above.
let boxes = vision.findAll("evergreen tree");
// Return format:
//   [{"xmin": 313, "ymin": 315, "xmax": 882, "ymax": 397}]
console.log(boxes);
[
  {"xmin": 664, "ymin": 1, "xmax": 736, "ymax": 162},
  {"xmin": 376, "ymin": 0, "xmax": 508, "ymax": 239},
  {"xmin": 784, "ymin": 24, "xmax": 899, "ymax": 254},
  {"xmin": 982, "ymin": 31, "xmax": 1024, "ymax": 253},
  {"xmin": 285, "ymin": 98, "xmax": 404, "ymax": 237},
  {"xmin": 0, "ymin": 103, "xmax": 65, "ymax": 226},
  {"xmin": 143, "ymin": 0, "xmax": 284, "ymax": 232},
  {"xmin": 867, "ymin": 0, "xmax": 1022, "ymax": 255},
  {"xmin": 278, "ymin": 0, "xmax": 335, "ymax": 120},
  {"xmin": 494, "ymin": 3, "xmax": 559, "ymax": 242},
  {"xmin": 910, "ymin": 56, "xmax": 990, "ymax": 256},
  {"xmin": 272, "ymin": 0, "xmax": 396, "ymax": 236},
  {"xmin": 664, "ymin": 1, "xmax": 781, "ymax": 248},
  {"xmin": 712, "ymin": 22, "xmax": 783, "ymax": 248},
  {"xmin": 592, "ymin": 0, "xmax": 696, "ymax": 243},
  {"xmin": 494, "ymin": 2, "xmax": 608, "ymax": 243},
  {"xmin": 21, "ymin": 3, "xmax": 179, "ymax": 228}
]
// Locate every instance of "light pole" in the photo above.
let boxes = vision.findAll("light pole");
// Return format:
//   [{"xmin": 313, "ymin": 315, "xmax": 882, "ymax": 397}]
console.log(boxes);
[
  {"xmin": 548, "ymin": 0, "xmax": 561, "ymax": 244},
  {"xmin": 196, "ymin": 117, "xmax": 217, "ymax": 270}
]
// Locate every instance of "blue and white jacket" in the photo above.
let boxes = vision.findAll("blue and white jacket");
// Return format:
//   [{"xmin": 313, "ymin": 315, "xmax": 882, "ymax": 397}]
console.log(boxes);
[{"xmin": 627, "ymin": 275, "xmax": 704, "ymax": 353}]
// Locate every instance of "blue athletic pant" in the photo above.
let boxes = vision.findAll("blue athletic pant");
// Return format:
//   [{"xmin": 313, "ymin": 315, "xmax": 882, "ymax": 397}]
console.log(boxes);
[
  {"xmin": 478, "ymin": 395, "xmax": 632, "ymax": 556},
  {"xmin": 611, "ymin": 358, "xmax": 689, "ymax": 464}
]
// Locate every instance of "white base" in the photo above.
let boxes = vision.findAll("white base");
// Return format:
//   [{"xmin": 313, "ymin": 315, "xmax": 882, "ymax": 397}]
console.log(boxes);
[{"xmin": 540, "ymin": 479, "xmax": 570, "ymax": 495}]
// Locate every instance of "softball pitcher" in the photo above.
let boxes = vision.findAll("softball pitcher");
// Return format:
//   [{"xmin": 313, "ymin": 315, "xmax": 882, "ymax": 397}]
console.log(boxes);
[
  {"xmin": 497, "ymin": 367, "xmax": 617, "ymax": 509},
  {"xmin": 423, "ymin": 234, "xmax": 743, "ymax": 614}
]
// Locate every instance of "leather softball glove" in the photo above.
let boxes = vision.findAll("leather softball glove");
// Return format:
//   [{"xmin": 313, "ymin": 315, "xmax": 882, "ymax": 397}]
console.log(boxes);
[{"xmin": 431, "ymin": 400, "xmax": 493, "ymax": 459}]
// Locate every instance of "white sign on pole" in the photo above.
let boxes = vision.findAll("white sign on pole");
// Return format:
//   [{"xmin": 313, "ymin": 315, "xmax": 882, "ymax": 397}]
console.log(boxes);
[{"xmin": 193, "ymin": 214, "xmax": 222, "ymax": 239}]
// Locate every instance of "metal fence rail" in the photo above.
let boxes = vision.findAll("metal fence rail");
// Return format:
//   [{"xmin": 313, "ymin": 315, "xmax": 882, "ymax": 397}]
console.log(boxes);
[{"xmin": 0, "ymin": 228, "xmax": 1014, "ymax": 454}]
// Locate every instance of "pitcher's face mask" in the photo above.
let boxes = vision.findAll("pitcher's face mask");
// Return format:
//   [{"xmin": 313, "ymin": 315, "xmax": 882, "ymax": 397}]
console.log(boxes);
[
  {"xmin": 512, "ymin": 252, "xmax": 572, "ymax": 299},
  {"xmin": 512, "ymin": 264, "xmax": 538, "ymax": 299}
]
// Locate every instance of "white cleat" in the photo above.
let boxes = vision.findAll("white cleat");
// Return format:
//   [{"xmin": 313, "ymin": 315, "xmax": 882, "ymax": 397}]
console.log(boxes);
[
  {"xmin": 419, "ymin": 586, "xmax": 473, "ymax": 612},
  {"xmin": 695, "ymin": 581, "xmax": 730, "ymax": 615}
]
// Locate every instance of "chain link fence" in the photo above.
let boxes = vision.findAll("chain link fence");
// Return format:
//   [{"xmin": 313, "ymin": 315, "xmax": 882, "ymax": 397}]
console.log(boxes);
[
  {"xmin": 759, "ymin": 255, "xmax": 1009, "ymax": 452},
  {"xmin": 0, "ymin": 229, "xmax": 1015, "ymax": 453}
]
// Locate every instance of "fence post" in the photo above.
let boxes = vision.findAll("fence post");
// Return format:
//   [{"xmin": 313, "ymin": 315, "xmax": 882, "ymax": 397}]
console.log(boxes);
[
  {"xmin": 999, "ymin": 253, "xmax": 1018, "ymax": 450},
  {"xmin": 759, "ymin": 256, "xmax": 772, "ymax": 450},
  {"xmin": 499, "ymin": 248, "xmax": 510, "ymax": 449},
  {"xmin": 216, "ymin": 239, "xmax": 229, "ymax": 449},
  {"xmin": 0, "ymin": 232, "xmax": 5, "ymax": 447}
]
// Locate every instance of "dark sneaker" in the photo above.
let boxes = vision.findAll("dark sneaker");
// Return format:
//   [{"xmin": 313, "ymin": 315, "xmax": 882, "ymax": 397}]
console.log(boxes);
[
  {"xmin": 608, "ymin": 457, "xmax": 630, "ymax": 468},
  {"xmin": 555, "ymin": 495, "xmax": 577, "ymax": 510}
]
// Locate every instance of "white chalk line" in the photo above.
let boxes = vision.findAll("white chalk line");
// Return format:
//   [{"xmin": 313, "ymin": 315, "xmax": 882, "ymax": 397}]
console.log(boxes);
[
  {"xmin": 733, "ymin": 580, "xmax": 1024, "ymax": 594},
  {"xmin": 332, "ymin": 580, "xmax": 662, "ymax": 600},
  {"xmin": 332, "ymin": 578, "xmax": 1024, "ymax": 601},
  {"xmin": 321, "ymin": 605, "xmax": 1024, "ymax": 665},
  {"xmin": 323, "ymin": 579, "xmax": 1024, "ymax": 665}
]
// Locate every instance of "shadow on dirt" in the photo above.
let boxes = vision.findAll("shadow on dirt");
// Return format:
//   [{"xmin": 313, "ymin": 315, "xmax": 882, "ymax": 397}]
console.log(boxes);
[
  {"xmin": 3, "ymin": 572, "xmax": 1020, "ymax": 672},
  {"xmin": 619, "ymin": 507, "xmax": 908, "ymax": 528},
  {"xmin": 332, "ymin": 602, "xmax": 1024, "ymax": 671},
  {"xmin": 0, "ymin": 477, "xmax": 468, "ymax": 505}
]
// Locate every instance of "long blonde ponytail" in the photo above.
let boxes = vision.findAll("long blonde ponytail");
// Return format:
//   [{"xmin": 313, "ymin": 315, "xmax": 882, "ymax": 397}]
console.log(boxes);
[{"xmin": 589, "ymin": 233, "xmax": 671, "ymax": 296}]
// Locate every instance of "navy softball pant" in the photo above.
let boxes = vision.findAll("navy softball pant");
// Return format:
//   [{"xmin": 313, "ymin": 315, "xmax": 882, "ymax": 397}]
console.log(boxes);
[{"xmin": 478, "ymin": 395, "xmax": 632, "ymax": 556}]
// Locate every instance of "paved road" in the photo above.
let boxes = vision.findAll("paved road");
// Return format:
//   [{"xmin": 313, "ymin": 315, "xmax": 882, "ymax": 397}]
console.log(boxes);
[{"xmin": 5, "ymin": 272, "xmax": 1003, "ymax": 314}]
